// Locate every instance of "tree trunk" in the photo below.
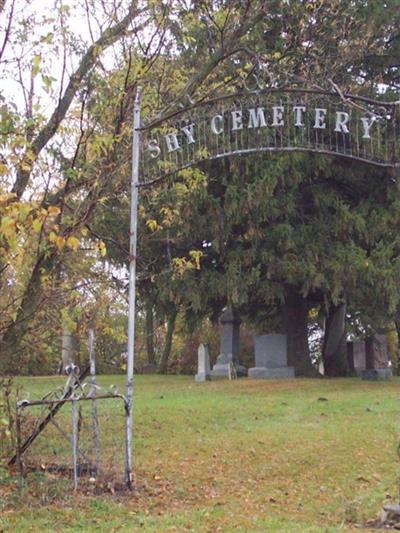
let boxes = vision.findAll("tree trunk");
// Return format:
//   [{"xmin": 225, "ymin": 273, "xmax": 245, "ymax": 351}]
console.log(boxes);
[
  {"xmin": 365, "ymin": 335, "xmax": 377, "ymax": 370},
  {"xmin": 11, "ymin": 4, "xmax": 142, "ymax": 200},
  {"xmin": 145, "ymin": 298, "xmax": 156, "ymax": 366},
  {"xmin": 284, "ymin": 286, "xmax": 317, "ymax": 377},
  {"xmin": 61, "ymin": 328, "xmax": 74, "ymax": 371},
  {"xmin": 0, "ymin": 251, "xmax": 57, "ymax": 374},
  {"xmin": 394, "ymin": 320, "xmax": 400, "ymax": 376},
  {"xmin": 158, "ymin": 306, "xmax": 177, "ymax": 374},
  {"xmin": 322, "ymin": 302, "xmax": 349, "ymax": 377}
]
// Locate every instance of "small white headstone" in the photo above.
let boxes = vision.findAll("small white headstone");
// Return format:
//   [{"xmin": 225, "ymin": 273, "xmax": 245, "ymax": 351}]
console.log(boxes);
[{"xmin": 195, "ymin": 343, "xmax": 211, "ymax": 382}]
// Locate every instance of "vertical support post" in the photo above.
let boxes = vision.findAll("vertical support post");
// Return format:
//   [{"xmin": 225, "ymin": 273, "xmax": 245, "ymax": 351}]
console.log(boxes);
[
  {"xmin": 88, "ymin": 328, "xmax": 100, "ymax": 475},
  {"xmin": 71, "ymin": 399, "xmax": 79, "ymax": 490},
  {"xmin": 125, "ymin": 86, "xmax": 141, "ymax": 489},
  {"xmin": 15, "ymin": 405, "xmax": 23, "ymax": 491}
]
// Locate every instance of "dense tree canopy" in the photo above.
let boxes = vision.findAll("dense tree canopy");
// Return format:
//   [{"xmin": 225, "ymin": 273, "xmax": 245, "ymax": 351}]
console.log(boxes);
[{"xmin": 1, "ymin": 0, "xmax": 399, "ymax": 375}]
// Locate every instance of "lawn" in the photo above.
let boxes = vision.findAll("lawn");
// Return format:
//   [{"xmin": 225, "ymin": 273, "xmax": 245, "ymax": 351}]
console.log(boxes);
[{"xmin": 1, "ymin": 375, "xmax": 399, "ymax": 532}]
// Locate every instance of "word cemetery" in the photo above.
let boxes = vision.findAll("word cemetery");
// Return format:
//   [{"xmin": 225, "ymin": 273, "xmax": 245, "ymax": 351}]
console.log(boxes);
[{"xmin": 148, "ymin": 105, "xmax": 377, "ymax": 156}]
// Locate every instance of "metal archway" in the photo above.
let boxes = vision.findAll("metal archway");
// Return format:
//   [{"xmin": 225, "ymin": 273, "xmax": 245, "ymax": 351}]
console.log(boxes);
[
  {"xmin": 124, "ymin": 86, "xmax": 400, "ymax": 487},
  {"xmin": 139, "ymin": 87, "xmax": 399, "ymax": 184}
]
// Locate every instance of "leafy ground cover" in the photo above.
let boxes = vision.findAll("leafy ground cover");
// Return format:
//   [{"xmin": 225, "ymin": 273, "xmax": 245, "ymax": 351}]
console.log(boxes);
[{"xmin": 1, "ymin": 375, "xmax": 399, "ymax": 532}]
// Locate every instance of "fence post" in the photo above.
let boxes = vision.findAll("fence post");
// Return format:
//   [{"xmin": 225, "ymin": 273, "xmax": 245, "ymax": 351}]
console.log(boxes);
[{"xmin": 125, "ymin": 86, "xmax": 141, "ymax": 489}]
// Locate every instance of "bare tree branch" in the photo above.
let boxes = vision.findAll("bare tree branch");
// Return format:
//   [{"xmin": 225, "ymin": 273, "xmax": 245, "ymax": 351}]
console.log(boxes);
[
  {"xmin": 12, "ymin": 1, "xmax": 144, "ymax": 199},
  {"xmin": 150, "ymin": 4, "xmax": 263, "ymax": 124},
  {"xmin": 0, "ymin": 0, "xmax": 15, "ymax": 61}
]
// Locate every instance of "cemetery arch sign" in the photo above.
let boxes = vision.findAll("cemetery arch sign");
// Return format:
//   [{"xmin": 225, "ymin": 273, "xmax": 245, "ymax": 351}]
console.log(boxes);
[
  {"xmin": 124, "ymin": 86, "xmax": 399, "ymax": 487},
  {"xmin": 138, "ymin": 87, "xmax": 400, "ymax": 185}
]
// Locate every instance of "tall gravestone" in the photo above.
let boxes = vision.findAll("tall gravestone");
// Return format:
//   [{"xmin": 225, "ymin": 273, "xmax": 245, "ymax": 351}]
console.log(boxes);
[
  {"xmin": 362, "ymin": 335, "xmax": 392, "ymax": 380},
  {"xmin": 249, "ymin": 334, "xmax": 295, "ymax": 379},
  {"xmin": 210, "ymin": 308, "xmax": 247, "ymax": 378},
  {"xmin": 195, "ymin": 343, "xmax": 211, "ymax": 382},
  {"xmin": 346, "ymin": 340, "xmax": 366, "ymax": 376},
  {"xmin": 348, "ymin": 336, "xmax": 392, "ymax": 380}
]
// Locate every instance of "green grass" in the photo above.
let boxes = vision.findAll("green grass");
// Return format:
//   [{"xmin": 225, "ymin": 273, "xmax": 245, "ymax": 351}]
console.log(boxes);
[{"xmin": 1, "ymin": 375, "xmax": 400, "ymax": 532}]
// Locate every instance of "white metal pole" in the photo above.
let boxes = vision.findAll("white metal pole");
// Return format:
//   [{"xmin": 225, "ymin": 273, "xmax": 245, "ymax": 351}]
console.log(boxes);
[
  {"xmin": 71, "ymin": 399, "xmax": 79, "ymax": 490},
  {"xmin": 125, "ymin": 86, "xmax": 141, "ymax": 488},
  {"xmin": 88, "ymin": 328, "xmax": 100, "ymax": 474}
]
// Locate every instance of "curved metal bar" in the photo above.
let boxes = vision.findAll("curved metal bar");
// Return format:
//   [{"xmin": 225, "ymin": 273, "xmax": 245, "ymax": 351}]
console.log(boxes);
[{"xmin": 138, "ymin": 147, "xmax": 398, "ymax": 187}]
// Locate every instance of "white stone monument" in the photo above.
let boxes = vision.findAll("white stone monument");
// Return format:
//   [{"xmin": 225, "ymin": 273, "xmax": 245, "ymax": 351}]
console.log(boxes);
[{"xmin": 195, "ymin": 343, "xmax": 211, "ymax": 382}]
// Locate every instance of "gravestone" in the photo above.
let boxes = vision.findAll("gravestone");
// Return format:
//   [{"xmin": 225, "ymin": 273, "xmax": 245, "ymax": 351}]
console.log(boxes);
[
  {"xmin": 210, "ymin": 308, "xmax": 247, "ymax": 378},
  {"xmin": 361, "ymin": 335, "xmax": 392, "ymax": 380},
  {"xmin": 195, "ymin": 343, "xmax": 211, "ymax": 382},
  {"xmin": 346, "ymin": 340, "xmax": 366, "ymax": 376},
  {"xmin": 248, "ymin": 334, "xmax": 295, "ymax": 379},
  {"xmin": 348, "ymin": 336, "xmax": 392, "ymax": 380}
]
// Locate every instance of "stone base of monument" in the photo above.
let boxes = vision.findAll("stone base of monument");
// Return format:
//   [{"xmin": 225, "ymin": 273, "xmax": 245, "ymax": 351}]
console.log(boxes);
[
  {"xmin": 248, "ymin": 366, "xmax": 295, "ymax": 379},
  {"xmin": 209, "ymin": 363, "xmax": 248, "ymax": 379},
  {"xmin": 209, "ymin": 352, "xmax": 247, "ymax": 379},
  {"xmin": 360, "ymin": 368, "xmax": 392, "ymax": 381},
  {"xmin": 195, "ymin": 372, "xmax": 211, "ymax": 382}
]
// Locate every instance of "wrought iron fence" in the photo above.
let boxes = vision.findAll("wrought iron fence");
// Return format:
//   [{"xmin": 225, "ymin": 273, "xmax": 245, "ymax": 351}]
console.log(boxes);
[
  {"xmin": 139, "ymin": 89, "xmax": 399, "ymax": 184},
  {"xmin": 12, "ymin": 366, "xmax": 128, "ymax": 492}
]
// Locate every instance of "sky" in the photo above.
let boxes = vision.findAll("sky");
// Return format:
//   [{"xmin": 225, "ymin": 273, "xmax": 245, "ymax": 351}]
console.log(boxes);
[
  {"xmin": 0, "ymin": 0, "xmax": 135, "ymax": 119},
  {"xmin": 0, "ymin": 0, "xmax": 141, "ymax": 195}
]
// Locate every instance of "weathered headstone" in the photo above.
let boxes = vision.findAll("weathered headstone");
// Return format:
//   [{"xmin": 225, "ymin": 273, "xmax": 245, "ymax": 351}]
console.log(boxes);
[
  {"xmin": 210, "ymin": 308, "xmax": 247, "ymax": 378},
  {"xmin": 248, "ymin": 334, "xmax": 295, "ymax": 379},
  {"xmin": 195, "ymin": 343, "xmax": 211, "ymax": 382},
  {"xmin": 346, "ymin": 340, "xmax": 366, "ymax": 376},
  {"xmin": 348, "ymin": 336, "xmax": 392, "ymax": 380},
  {"xmin": 361, "ymin": 335, "xmax": 392, "ymax": 380}
]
